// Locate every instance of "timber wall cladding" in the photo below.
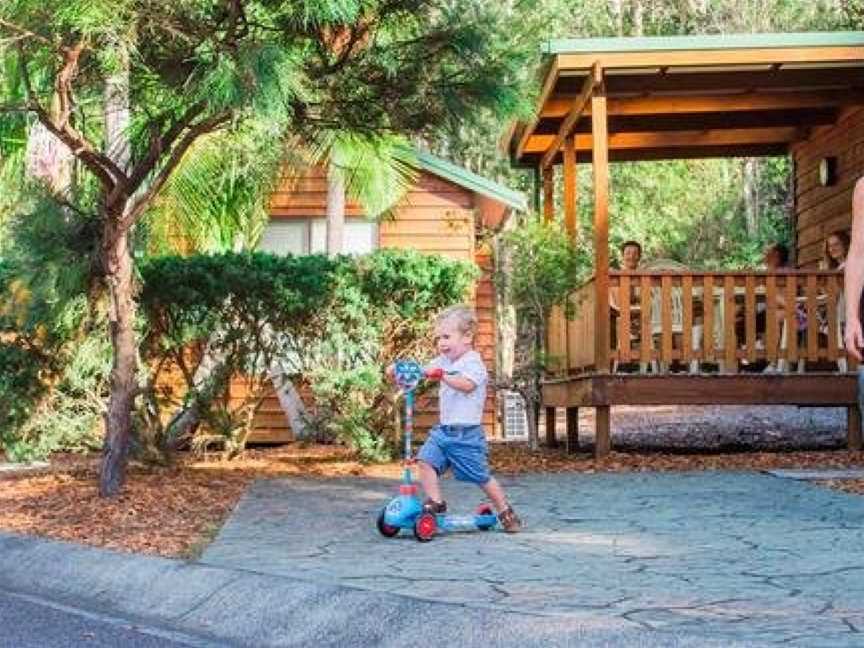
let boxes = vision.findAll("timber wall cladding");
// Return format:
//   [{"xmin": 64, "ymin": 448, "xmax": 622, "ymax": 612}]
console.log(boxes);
[
  {"xmin": 247, "ymin": 166, "xmax": 500, "ymax": 442},
  {"xmin": 793, "ymin": 107, "xmax": 864, "ymax": 268}
]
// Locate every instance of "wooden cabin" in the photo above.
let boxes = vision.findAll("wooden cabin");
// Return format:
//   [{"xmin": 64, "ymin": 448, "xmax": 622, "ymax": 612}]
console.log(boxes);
[
  {"xmin": 244, "ymin": 151, "xmax": 526, "ymax": 442},
  {"xmin": 506, "ymin": 31, "xmax": 864, "ymax": 457}
]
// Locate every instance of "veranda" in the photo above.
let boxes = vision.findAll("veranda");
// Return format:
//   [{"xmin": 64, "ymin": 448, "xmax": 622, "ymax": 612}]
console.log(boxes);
[{"xmin": 506, "ymin": 32, "xmax": 864, "ymax": 457}]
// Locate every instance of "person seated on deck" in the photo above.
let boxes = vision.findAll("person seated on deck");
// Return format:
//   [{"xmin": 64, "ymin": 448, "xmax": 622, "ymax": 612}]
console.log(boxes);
[
  {"xmin": 821, "ymin": 230, "xmax": 849, "ymax": 271},
  {"xmin": 818, "ymin": 230, "xmax": 850, "ymax": 370},
  {"xmin": 756, "ymin": 242, "xmax": 792, "ymax": 373},
  {"xmin": 610, "ymin": 240, "xmax": 643, "ymax": 371},
  {"xmin": 620, "ymin": 240, "xmax": 643, "ymax": 272},
  {"xmin": 762, "ymin": 242, "xmax": 790, "ymax": 271},
  {"xmin": 610, "ymin": 240, "xmax": 643, "ymax": 307}
]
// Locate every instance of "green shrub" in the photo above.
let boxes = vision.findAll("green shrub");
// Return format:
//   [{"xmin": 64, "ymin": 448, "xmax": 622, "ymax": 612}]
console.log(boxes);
[
  {"xmin": 304, "ymin": 249, "xmax": 477, "ymax": 460},
  {"xmin": 138, "ymin": 249, "xmax": 476, "ymax": 461},
  {"xmin": 139, "ymin": 252, "xmax": 340, "ymax": 458},
  {"xmin": 0, "ymin": 342, "xmax": 48, "ymax": 460}
]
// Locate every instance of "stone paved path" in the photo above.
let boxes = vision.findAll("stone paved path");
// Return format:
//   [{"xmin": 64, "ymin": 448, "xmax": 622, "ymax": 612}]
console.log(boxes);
[{"xmin": 201, "ymin": 472, "xmax": 864, "ymax": 647}]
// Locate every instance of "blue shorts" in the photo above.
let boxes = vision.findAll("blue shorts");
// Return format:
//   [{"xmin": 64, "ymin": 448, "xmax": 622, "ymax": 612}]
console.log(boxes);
[{"xmin": 417, "ymin": 424, "xmax": 490, "ymax": 485}]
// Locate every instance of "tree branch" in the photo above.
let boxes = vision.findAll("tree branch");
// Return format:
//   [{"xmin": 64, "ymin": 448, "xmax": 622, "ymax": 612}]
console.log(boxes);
[
  {"xmin": 15, "ymin": 40, "xmax": 127, "ymax": 191},
  {"xmin": 123, "ymin": 111, "xmax": 232, "ymax": 229},
  {"xmin": 124, "ymin": 103, "xmax": 205, "ymax": 194},
  {"xmin": 0, "ymin": 18, "xmax": 54, "ymax": 47}
]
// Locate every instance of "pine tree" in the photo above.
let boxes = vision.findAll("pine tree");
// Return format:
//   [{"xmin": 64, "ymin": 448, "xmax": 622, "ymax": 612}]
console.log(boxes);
[{"xmin": 0, "ymin": 0, "xmax": 531, "ymax": 495}]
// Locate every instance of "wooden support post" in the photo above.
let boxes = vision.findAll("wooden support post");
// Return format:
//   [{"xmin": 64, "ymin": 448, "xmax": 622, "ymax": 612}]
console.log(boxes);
[
  {"xmin": 563, "ymin": 136, "xmax": 577, "ymax": 239},
  {"xmin": 545, "ymin": 406, "xmax": 557, "ymax": 447},
  {"xmin": 542, "ymin": 166, "xmax": 554, "ymax": 222},
  {"xmin": 848, "ymin": 406, "xmax": 862, "ymax": 451},
  {"xmin": 591, "ymin": 67, "xmax": 610, "ymax": 373},
  {"xmin": 595, "ymin": 405, "xmax": 611, "ymax": 458},
  {"xmin": 566, "ymin": 406, "xmax": 579, "ymax": 453},
  {"xmin": 532, "ymin": 166, "xmax": 541, "ymax": 213}
]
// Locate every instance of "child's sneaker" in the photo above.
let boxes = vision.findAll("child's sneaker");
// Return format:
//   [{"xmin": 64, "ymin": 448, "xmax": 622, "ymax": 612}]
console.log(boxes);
[
  {"xmin": 498, "ymin": 506, "xmax": 522, "ymax": 533},
  {"xmin": 422, "ymin": 498, "xmax": 447, "ymax": 514}
]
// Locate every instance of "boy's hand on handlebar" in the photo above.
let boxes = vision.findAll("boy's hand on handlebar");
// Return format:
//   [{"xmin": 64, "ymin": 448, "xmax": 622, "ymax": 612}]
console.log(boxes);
[{"xmin": 424, "ymin": 367, "xmax": 444, "ymax": 381}]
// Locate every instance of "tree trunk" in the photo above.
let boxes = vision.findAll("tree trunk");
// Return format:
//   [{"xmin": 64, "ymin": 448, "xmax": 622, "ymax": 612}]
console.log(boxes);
[
  {"xmin": 99, "ymin": 46, "xmax": 136, "ymax": 497},
  {"xmin": 513, "ymin": 308, "xmax": 540, "ymax": 451},
  {"xmin": 326, "ymin": 165, "xmax": 345, "ymax": 256},
  {"xmin": 743, "ymin": 157, "xmax": 760, "ymax": 237},
  {"xmin": 99, "ymin": 217, "xmax": 139, "ymax": 497},
  {"xmin": 610, "ymin": 0, "xmax": 625, "ymax": 36},
  {"xmin": 162, "ymin": 351, "xmax": 230, "ymax": 450},
  {"xmin": 493, "ymin": 234, "xmax": 516, "ymax": 380},
  {"xmin": 104, "ymin": 47, "xmax": 131, "ymax": 173},
  {"xmin": 631, "ymin": 0, "xmax": 644, "ymax": 36},
  {"xmin": 270, "ymin": 366, "xmax": 312, "ymax": 440}
]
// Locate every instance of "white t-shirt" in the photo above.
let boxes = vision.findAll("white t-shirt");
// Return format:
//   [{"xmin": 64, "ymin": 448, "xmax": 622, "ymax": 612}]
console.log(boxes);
[{"xmin": 429, "ymin": 350, "xmax": 488, "ymax": 425}]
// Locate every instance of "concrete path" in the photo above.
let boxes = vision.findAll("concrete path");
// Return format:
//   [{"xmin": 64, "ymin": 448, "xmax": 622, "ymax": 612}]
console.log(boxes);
[{"xmin": 201, "ymin": 471, "xmax": 864, "ymax": 647}]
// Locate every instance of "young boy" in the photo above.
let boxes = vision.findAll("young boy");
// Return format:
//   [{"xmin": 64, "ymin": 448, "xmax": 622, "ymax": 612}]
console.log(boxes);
[{"xmin": 414, "ymin": 305, "xmax": 522, "ymax": 533}]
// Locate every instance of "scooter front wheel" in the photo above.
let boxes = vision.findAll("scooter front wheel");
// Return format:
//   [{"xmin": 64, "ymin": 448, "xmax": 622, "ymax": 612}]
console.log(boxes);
[
  {"xmin": 475, "ymin": 503, "xmax": 496, "ymax": 531},
  {"xmin": 413, "ymin": 512, "xmax": 437, "ymax": 542},
  {"xmin": 377, "ymin": 509, "xmax": 400, "ymax": 538}
]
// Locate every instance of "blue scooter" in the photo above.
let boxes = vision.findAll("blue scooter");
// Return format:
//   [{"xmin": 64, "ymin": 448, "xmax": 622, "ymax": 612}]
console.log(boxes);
[{"xmin": 376, "ymin": 359, "xmax": 498, "ymax": 542}]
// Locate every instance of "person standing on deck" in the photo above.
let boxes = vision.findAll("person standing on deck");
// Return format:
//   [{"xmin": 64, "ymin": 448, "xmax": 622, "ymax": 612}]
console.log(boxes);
[{"xmin": 845, "ymin": 178, "xmax": 864, "ymax": 360}]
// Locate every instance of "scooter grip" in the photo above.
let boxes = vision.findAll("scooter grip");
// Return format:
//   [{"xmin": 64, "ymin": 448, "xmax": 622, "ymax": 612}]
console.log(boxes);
[{"xmin": 424, "ymin": 367, "xmax": 445, "ymax": 381}]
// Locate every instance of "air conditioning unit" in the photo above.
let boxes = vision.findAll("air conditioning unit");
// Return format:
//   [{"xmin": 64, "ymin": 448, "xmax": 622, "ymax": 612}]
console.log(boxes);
[{"xmin": 500, "ymin": 390, "xmax": 528, "ymax": 439}]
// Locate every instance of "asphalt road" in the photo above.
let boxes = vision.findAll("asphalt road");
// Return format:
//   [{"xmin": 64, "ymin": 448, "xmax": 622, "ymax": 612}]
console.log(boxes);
[{"xmin": 0, "ymin": 589, "xmax": 229, "ymax": 648}]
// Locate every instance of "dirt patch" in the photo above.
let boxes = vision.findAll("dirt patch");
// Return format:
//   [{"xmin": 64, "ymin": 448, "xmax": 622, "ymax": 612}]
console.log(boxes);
[{"xmin": 2, "ymin": 443, "xmax": 864, "ymax": 558}]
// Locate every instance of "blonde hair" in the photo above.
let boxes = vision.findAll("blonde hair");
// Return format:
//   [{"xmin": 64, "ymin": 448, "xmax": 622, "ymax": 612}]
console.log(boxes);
[{"xmin": 435, "ymin": 304, "xmax": 478, "ymax": 338}]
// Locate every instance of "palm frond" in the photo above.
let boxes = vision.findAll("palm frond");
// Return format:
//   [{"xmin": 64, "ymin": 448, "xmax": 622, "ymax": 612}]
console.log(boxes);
[
  {"xmin": 145, "ymin": 120, "xmax": 292, "ymax": 254},
  {"xmin": 309, "ymin": 131, "xmax": 418, "ymax": 219}
]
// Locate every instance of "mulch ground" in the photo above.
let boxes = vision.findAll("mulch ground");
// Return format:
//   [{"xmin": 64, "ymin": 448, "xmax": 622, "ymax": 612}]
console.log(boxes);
[{"xmin": 1, "ymin": 444, "xmax": 863, "ymax": 559}]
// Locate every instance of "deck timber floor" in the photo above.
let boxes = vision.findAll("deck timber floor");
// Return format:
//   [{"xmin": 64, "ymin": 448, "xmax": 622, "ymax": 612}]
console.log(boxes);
[{"xmin": 542, "ymin": 373, "xmax": 861, "ymax": 457}]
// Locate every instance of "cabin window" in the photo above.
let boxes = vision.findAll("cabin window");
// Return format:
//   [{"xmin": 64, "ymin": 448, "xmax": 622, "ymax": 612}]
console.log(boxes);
[{"xmin": 259, "ymin": 219, "xmax": 377, "ymax": 256}]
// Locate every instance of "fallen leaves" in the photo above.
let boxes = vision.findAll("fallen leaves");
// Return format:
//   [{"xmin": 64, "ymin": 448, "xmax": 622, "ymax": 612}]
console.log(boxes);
[{"xmin": 1, "ymin": 443, "xmax": 863, "ymax": 559}]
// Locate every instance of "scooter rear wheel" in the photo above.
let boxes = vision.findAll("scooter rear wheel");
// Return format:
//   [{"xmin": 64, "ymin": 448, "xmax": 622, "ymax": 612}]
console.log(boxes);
[
  {"xmin": 377, "ymin": 509, "xmax": 400, "ymax": 538},
  {"xmin": 413, "ymin": 512, "xmax": 437, "ymax": 542}
]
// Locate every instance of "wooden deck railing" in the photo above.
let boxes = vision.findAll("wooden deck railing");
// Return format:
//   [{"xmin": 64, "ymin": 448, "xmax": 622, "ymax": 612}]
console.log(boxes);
[
  {"xmin": 548, "ymin": 278, "xmax": 595, "ymax": 374},
  {"xmin": 547, "ymin": 270, "xmax": 854, "ymax": 375}
]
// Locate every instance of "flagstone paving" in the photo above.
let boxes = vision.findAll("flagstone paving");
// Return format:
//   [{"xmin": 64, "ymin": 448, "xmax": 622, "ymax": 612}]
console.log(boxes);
[{"xmin": 201, "ymin": 471, "xmax": 864, "ymax": 647}]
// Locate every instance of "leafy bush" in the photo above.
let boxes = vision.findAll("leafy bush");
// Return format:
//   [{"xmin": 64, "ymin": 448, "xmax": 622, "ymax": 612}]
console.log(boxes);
[
  {"xmin": 139, "ymin": 252, "xmax": 339, "ymax": 458},
  {"xmin": 2, "ymin": 246, "xmax": 477, "ymax": 462},
  {"xmin": 302, "ymin": 249, "xmax": 477, "ymax": 461},
  {"xmin": 0, "ymin": 342, "xmax": 47, "ymax": 460},
  {"xmin": 496, "ymin": 218, "xmax": 586, "ymax": 449},
  {"xmin": 139, "ymin": 249, "xmax": 476, "ymax": 461}
]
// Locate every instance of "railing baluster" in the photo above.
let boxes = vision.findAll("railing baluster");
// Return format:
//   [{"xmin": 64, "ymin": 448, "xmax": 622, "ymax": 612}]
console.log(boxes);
[
  {"xmin": 827, "ymin": 273, "xmax": 838, "ymax": 363},
  {"xmin": 785, "ymin": 274, "xmax": 798, "ymax": 367},
  {"xmin": 806, "ymin": 274, "xmax": 818, "ymax": 362},
  {"xmin": 568, "ymin": 292, "xmax": 579, "ymax": 371},
  {"xmin": 619, "ymin": 275, "xmax": 631, "ymax": 365},
  {"xmin": 745, "ymin": 275, "xmax": 756, "ymax": 364},
  {"xmin": 640, "ymin": 275, "xmax": 651, "ymax": 367},
  {"xmin": 766, "ymin": 275, "xmax": 777, "ymax": 363},
  {"xmin": 703, "ymin": 275, "xmax": 714, "ymax": 362},
  {"xmin": 661, "ymin": 275, "xmax": 673, "ymax": 366},
  {"xmin": 682, "ymin": 275, "xmax": 693, "ymax": 366},
  {"xmin": 724, "ymin": 275, "xmax": 737, "ymax": 373}
]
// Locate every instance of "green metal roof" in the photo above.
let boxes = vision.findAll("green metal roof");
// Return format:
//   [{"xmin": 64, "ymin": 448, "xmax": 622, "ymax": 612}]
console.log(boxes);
[
  {"xmin": 544, "ymin": 30, "xmax": 864, "ymax": 55},
  {"xmin": 414, "ymin": 150, "xmax": 527, "ymax": 212}
]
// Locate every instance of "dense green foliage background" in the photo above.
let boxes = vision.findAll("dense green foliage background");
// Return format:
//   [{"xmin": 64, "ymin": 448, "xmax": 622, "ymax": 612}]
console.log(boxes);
[
  {"xmin": 431, "ymin": 0, "xmax": 860, "ymax": 269},
  {"xmin": 1, "ymin": 1, "xmax": 862, "ymax": 464}
]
